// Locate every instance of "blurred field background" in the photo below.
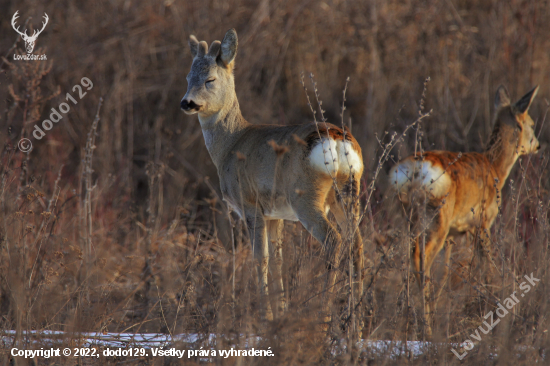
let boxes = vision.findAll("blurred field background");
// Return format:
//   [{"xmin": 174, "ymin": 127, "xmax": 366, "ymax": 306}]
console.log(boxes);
[{"xmin": 1, "ymin": 0, "xmax": 550, "ymax": 364}]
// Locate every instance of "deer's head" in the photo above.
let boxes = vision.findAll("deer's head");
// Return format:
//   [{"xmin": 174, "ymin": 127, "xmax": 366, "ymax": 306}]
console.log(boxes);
[
  {"xmin": 180, "ymin": 29, "xmax": 238, "ymax": 118},
  {"xmin": 11, "ymin": 11, "xmax": 49, "ymax": 54},
  {"xmin": 494, "ymin": 85, "xmax": 541, "ymax": 155}
]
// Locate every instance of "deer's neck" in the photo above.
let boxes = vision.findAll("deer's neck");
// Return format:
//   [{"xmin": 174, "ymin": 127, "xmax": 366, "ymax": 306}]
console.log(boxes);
[
  {"xmin": 484, "ymin": 122, "xmax": 520, "ymax": 188},
  {"xmin": 198, "ymin": 97, "xmax": 249, "ymax": 168}
]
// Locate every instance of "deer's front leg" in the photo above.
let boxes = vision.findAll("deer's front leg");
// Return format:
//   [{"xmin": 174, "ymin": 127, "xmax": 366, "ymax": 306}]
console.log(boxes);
[
  {"xmin": 267, "ymin": 219, "xmax": 286, "ymax": 316},
  {"xmin": 470, "ymin": 222, "xmax": 499, "ymax": 282},
  {"xmin": 246, "ymin": 214, "xmax": 273, "ymax": 321}
]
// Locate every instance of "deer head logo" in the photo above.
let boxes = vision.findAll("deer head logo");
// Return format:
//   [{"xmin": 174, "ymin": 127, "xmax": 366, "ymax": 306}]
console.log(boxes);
[{"xmin": 11, "ymin": 11, "xmax": 49, "ymax": 54}]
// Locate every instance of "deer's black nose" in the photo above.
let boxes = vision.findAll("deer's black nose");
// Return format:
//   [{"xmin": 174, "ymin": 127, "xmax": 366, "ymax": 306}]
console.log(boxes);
[
  {"xmin": 180, "ymin": 99, "xmax": 189, "ymax": 110},
  {"xmin": 180, "ymin": 99, "xmax": 201, "ymax": 111}
]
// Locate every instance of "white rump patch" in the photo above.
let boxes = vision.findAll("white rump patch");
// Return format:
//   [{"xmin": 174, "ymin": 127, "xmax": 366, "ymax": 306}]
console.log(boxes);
[
  {"xmin": 310, "ymin": 138, "xmax": 362, "ymax": 175},
  {"xmin": 310, "ymin": 138, "xmax": 339, "ymax": 174},
  {"xmin": 389, "ymin": 159, "xmax": 451, "ymax": 200},
  {"xmin": 336, "ymin": 140, "xmax": 362, "ymax": 174}
]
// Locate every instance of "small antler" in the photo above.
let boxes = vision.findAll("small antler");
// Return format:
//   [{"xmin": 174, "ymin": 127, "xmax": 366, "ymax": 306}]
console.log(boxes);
[{"xmin": 11, "ymin": 11, "xmax": 28, "ymax": 37}]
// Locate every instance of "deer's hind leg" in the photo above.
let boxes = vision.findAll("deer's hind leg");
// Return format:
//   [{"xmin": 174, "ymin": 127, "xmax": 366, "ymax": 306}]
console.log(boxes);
[
  {"xmin": 328, "ymin": 182, "xmax": 363, "ymax": 304},
  {"xmin": 329, "ymin": 184, "xmax": 365, "ymax": 338},
  {"xmin": 412, "ymin": 199, "xmax": 454, "ymax": 337},
  {"xmin": 435, "ymin": 238, "xmax": 454, "ymax": 309},
  {"xmin": 291, "ymin": 181, "xmax": 343, "ymax": 327}
]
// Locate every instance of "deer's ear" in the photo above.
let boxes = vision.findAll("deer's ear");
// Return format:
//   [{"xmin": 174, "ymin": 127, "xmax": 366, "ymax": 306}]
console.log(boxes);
[
  {"xmin": 219, "ymin": 29, "xmax": 238, "ymax": 67},
  {"xmin": 514, "ymin": 86, "xmax": 539, "ymax": 114},
  {"xmin": 189, "ymin": 35, "xmax": 199, "ymax": 58},
  {"xmin": 494, "ymin": 85, "xmax": 511, "ymax": 110}
]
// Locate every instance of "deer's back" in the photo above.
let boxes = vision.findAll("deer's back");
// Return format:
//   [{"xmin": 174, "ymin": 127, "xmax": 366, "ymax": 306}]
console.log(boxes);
[
  {"xmin": 390, "ymin": 150, "xmax": 500, "ymax": 231},
  {"xmin": 219, "ymin": 122, "xmax": 363, "ymax": 219}
]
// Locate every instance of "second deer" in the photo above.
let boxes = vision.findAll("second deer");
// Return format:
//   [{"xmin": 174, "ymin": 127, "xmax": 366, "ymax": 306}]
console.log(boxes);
[{"xmin": 390, "ymin": 86, "xmax": 541, "ymax": 336}]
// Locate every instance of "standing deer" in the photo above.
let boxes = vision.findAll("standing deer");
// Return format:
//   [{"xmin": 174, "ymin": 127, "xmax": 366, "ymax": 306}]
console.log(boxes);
[
  {"xmin": 180, "ymin": 29, "xmax": 364, "ymax": 321},
  {"xmin": 11, "ymin": 11, "xmax": 49, "ymax": 54},
  {"xmin": 390, "ymin": 86, "xmax": 541, "ymax": 336}
]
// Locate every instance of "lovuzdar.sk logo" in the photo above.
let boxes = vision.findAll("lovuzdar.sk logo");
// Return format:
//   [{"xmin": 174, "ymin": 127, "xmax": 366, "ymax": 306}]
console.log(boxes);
[{"xmin": 11, "ymin": 10, "xmax": 48, "ymax": 61}]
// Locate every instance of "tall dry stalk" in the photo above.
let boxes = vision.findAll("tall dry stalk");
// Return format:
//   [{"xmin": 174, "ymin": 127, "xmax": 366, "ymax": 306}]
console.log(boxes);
[{"xmin": 79, "ymin": 97, "xmax": 103, "ymax": 297}]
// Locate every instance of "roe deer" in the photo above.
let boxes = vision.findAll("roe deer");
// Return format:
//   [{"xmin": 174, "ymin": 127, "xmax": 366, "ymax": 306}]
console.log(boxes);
[
  {"xmin": 180, "ymin": 29, "xmax": 364, "ymax": 322},
  {"xmin": 389, "ymin": 86, "xmax": 541, "ymax": 336}
]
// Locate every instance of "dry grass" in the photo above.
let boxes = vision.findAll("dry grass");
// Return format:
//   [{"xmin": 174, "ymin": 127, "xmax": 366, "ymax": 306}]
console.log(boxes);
[{"xmin": 1, "ymin": 0, "xmax": 550, "ymax": 364}]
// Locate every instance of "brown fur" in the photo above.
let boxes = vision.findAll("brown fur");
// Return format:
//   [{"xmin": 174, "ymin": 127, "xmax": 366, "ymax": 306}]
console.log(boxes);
[
  {"xmin": 304, "ymin": 125, "xmax": 362, "ymax": 153},
  {"xmin": 391, "ymin": 86, "xmax": 541, "ymax": 336}
]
